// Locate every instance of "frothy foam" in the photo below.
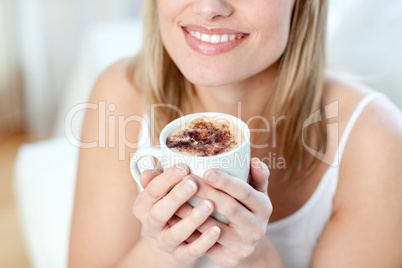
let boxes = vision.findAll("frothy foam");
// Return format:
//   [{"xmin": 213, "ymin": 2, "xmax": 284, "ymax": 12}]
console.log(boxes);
[{"xmin": 166, "ymin": 116, "xmax": 243, "ymax": 157}]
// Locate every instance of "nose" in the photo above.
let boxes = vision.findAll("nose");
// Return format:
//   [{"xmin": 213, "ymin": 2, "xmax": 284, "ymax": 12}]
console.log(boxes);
[{"xmin": 193, "ymin": 0, "xmax": 233, "ymax": 21}]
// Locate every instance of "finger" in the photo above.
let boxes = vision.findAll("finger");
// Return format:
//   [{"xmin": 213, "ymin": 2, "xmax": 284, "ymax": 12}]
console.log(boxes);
[
  {"xmin": 174, "ymin": 202, "xmax": 194, "ymax": 220},
  {"xmin": 142, "ymin": 163, "xmax": 189, "ymax": 203},
  {"xmin": 202, "ymin": 169, "xmax": 266, "ymax": 212},
  {"xmin": 205, "ymin": 242, "xmax": 241, "ymax": 268},
  {"xmin": 172, "ymin": 225, "xmax": 221, "ymax": 263},
  {"xmin": 134, "ymin": 164, "xmax": 189, "ymax": 219},
  {"xmin": 174, "ymin": 202, "xmax": 243, "ymax": 249},
  {"xmin": 140, "ymin": 169, "xmax": 162, "ymax": 189},
  {"xmin": 195, "ymin": 174, "xmax": 272, "ymax": 232},
  {"xmin": 161, "ymin": 200, "xmax": 214, "ymax": 252},
  {"xmin": 249, "ymin": 158, "xmax": 270, "ymax": 193},
  {"xmin": 147, "ymin": 178, "xmax": 198, "ymax": 232},
  {"xmin": 167, "ymin": 215, "xmax": 202, "ymax": 244},
  {"xmin": 174, "ymin": 195, "xmax": 269, "ymax": 253}
]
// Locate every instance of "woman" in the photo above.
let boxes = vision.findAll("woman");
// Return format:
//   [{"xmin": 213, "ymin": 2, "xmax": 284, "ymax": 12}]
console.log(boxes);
[{"xmin": 68, "ymin": 0, "xmax": 402, "ymax": 267}]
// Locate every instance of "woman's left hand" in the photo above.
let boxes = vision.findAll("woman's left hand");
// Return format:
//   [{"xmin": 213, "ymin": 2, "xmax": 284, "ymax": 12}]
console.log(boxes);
[{"xmin": 171, "ymin": 158, "xmax": 273, "ymax": 268}]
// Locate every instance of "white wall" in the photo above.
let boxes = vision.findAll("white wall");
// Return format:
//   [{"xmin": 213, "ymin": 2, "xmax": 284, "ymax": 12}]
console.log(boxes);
[
  {"xmin": 327, "ymin": 0, "xmax": 402, "ymax": 108},
  {"xmin": 0, "ymin": 0, "xmax": 24, "ymax": 141},
  {"xmin": 14, "ymin": 0, "xmax": 143, "ymax": 141}
]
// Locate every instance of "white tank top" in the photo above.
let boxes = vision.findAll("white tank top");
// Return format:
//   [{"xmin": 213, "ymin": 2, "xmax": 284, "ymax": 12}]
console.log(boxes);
[{"xmin": 137, "ymin": 92, "xmax": 386, "ymax": 268}]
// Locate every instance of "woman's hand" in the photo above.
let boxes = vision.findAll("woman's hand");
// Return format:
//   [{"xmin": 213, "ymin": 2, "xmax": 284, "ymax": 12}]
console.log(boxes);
[
  {"xmin": 132, "ymin": 163, "xmax": 222, "ymax": 265},
  {"xmin": 173, "ymin": 158, "xmax": 272, "ymax": 267}
]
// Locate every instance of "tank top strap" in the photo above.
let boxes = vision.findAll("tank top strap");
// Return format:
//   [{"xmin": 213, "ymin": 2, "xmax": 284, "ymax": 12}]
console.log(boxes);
[{"xmin": 332, "ymin": 92, "xmax": 388, "ymax": 167}]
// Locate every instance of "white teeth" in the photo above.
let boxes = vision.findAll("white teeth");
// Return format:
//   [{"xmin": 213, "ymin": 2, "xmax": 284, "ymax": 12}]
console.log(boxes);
[
  {"xmin": 189, "ymin": 30, "xmax": 243, "ymax": 44},
  {"xmin": 211, "ymin": 35, "xmax": 221, "ymax": 43},
  {"xmin": 201, "ymin": 33, "xmax": 211, "ymax": 43},
  {"xmin": 221, "ymin": 34, "xmax": 229, "ymax": 42}
]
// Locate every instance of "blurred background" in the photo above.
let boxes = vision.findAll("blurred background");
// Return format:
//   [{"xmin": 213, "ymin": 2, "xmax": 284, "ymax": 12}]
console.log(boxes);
[
  {"xmin": 0, "ymin": 0, "xmax": 401, "ymax": 267},
  {"xmin": 1, "ymin": 0, "xmax": 142, "ymax": 267}
]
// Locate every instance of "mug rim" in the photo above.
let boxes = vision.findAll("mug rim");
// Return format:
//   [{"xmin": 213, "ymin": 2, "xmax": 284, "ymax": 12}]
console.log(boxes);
[{"xmin": 159, "ymin": 112, "xmax": 250, "ymax": 158}]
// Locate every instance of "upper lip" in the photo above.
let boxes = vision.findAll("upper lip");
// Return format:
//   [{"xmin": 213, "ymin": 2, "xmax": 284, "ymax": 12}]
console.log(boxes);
[{"xmin": 182, "ymin": 24, "xmax": 249, "ymax": 35}]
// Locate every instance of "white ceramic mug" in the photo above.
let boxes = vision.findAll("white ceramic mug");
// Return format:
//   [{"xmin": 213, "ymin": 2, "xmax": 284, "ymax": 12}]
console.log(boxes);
[{"xmin": 130, "ymin": 112, "xmax": 251, "ymax": 224}]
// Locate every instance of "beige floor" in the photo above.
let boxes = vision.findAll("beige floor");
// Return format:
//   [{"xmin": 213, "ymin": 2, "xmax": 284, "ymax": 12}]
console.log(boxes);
[{"xmin": 0, "ymin": 133, "xmax": 31, "ymax": 268}]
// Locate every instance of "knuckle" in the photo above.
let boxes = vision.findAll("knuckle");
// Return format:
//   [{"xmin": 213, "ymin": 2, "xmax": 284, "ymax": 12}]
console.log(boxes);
[
  {"xmin": 263, "ymin": 201, "xmax": 273, "ymax": 219},
  {"xmin": 149, "ymin": 210, "xmax": 165, "ymax": 225},
  {"xmin": 167, "ymin": 229, "xmax": 183, "ymax": 245},
  {"xmin": 170, "ymin": 184, "xmax": 187, "ymax": 201},
  {"xmin": 252, "ymin": 227, "xmax": 266, "ymax": 242},
  {"xmin": 146, "ymin": 186, "xmax": 161, "ymax": 200},
  {"xmin": 187, "ymin": 246, "xmax": 202, "ymax": 259},
  {"xmin": 224, "ymin": 201, "xmax": 239, "ymax": 218},
  {"xmin": 247, "ymin": 225, "xmax": 266, "ymax": 242},
  {"xmin": 238, "ymin": 186, "xmax": 251, "ymax": 201},
  {"xmin": 218, "ymin": 173, "xmax": 230, "ymax": 187}
]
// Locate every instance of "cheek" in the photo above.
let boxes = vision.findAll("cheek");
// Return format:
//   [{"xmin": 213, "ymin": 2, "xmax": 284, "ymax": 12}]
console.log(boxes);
[
  {"xmin": 157, "ymin": 2, "xmax": 187, "ymax": 61},
  {"xmin": 251, "ymin": 0, "xmax": 293, "ymax": 43},
  {"xmin": 251, "ymin": 6, "xmax": 292, "ymax": 63}
]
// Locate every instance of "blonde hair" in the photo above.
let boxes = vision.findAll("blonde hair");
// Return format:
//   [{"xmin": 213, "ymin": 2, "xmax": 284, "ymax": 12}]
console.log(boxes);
[{"xmin": 129, "ymin": 0, "xmax": 328, "ymax": 181}]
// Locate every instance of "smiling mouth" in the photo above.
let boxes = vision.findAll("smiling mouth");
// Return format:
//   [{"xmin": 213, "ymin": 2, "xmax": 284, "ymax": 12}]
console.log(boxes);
[
  {"xmin": 182, "ymin": 27, "xmax": 249, "ymax": 44},
  {"xmin": 181, "ymin": 26, "xmax": 249, "ymax": 55}
]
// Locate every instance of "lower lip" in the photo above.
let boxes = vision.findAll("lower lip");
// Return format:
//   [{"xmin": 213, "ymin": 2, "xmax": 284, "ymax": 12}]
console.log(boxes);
[{"xmin": 182, "ymin": 28, "xmax": 248, "ymax": 56}]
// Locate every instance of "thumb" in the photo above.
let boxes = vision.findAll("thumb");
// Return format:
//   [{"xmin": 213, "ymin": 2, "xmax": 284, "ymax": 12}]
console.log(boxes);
[{"xmin": 249, "ymin": 158, "xmax": 270, "ymax": 193}]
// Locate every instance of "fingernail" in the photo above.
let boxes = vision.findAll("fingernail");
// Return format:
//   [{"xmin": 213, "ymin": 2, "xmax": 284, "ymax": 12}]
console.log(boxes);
[
  {"xmin": 251, "ymin": 157, "xmax": 261, "ymax": 168},
  {"xmin": 198, "ymin": 200, "xmax": 213, "ymax": 214},
  {"xmin": 208, "ymin": 226, "xmax": 221, "ymax": 238},
  {"xmin": 176, "ymin": 163, "xmax": 188, "ymax": 176},
  {"xmin": 260, "ymin": 161, "xmax": 270, "ymax": 177},
  {"xmin": 205, "ymin": 170, "xmax": 216, "ymax": 183},
  {"xmin": 182, "ymin": 179, "xmax": 197, "ymax": 195}
]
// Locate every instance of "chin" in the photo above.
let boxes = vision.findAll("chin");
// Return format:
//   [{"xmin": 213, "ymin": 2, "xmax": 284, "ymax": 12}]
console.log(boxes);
[
  {"xmin": 187, "ymin": 77, "xmax": 230, "ymax": 88},
  {"xmin": 183, "ymin": 69, "xmax": 237, "ymax": 88}
]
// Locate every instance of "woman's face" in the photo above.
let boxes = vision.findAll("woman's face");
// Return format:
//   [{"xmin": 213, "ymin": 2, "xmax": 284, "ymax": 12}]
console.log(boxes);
[{"xmin": 157, "ymin": 0, "xmax": 295, "ymax": 87}]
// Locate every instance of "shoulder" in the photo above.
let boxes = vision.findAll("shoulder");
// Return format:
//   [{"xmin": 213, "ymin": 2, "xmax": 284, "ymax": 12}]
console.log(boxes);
[
  {"xmin": 89, "ymin": 57, "xmax": 144, "ymax": 107},
  {"xmin": 70, "ymin": 57, "xmax": 145, "ymax": 267},
  {"xmin": 310, "ymin": 72, "xmax": 402, "ymax": 266},
  {"xmin": 323, "ymin": 71, "xmax": 402, "ymax": 220},
  {"xmin": 322, "ymin": 72, "xmax": 402, "ymax": 172},
  {"xmin": 81, "ymin": 57, "xmax": 146, "ymax": 153},
  {"xmin": 83, "ymin": 57, "xmax": 145, "ymax": 129}
]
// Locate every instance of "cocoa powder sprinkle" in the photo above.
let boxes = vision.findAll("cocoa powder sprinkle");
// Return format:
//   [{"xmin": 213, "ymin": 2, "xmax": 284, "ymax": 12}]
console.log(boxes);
[{"xmin": 166, "ymin": 119, "xmax": 237, "ymax": 156}]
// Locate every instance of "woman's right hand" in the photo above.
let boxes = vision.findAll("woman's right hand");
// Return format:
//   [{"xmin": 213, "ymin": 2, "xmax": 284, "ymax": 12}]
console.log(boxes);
[{"xmin": 132, "ymin": 164, "xmax": 221, "ymax": 265}]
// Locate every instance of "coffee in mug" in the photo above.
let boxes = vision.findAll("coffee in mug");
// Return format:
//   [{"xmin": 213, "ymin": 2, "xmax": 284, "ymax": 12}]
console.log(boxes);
[
  {"xmin": 166, "ymin": 116, "xmax": 244, "ymax": 157},
  {"xmin": 130, "ymin": 112, "xmax": 251, "ymax": 224}
]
